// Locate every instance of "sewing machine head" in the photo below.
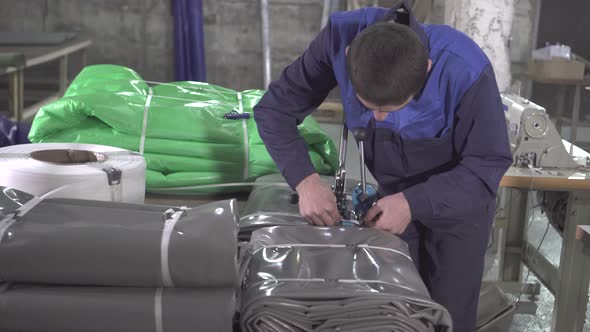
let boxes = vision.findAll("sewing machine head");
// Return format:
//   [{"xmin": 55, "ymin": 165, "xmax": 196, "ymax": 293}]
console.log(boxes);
[{"xmin": 502, "ymin": 93, "xmax": 579, "ymax": 169}]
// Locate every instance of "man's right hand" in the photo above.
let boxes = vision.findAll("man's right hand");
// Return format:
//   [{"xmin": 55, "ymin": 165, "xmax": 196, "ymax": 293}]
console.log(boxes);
[{"xmin": 296, "ymin": 173, "xmax": 341, "ymax": 226}]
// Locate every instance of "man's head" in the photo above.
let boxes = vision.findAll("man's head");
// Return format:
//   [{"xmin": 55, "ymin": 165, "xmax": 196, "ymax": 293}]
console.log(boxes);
[{"xmin": 346, "ymin": 22, "xmax": 430, "ymax": 120}]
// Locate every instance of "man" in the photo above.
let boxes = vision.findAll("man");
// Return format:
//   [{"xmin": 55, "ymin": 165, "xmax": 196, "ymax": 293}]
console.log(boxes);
[{"xmin": 253, "ymin": 1, "xmax": 512, "ymax": 331}]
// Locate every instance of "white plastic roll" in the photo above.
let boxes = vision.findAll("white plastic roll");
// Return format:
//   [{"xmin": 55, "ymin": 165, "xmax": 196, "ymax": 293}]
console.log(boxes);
[{"xmin": 0, "ymin": 143, "xmax": 146, "ymax": 203}]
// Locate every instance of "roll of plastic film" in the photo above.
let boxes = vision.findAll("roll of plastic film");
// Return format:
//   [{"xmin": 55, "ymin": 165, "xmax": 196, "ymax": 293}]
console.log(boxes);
[{"xmin": 0, "ymin": 143, "xmax": 146, "ymax": 203}]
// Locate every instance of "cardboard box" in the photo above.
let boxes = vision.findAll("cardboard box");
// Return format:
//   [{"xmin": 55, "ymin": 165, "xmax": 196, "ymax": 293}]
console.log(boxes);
[{"xmin": 527, "ymin": 58, "xmax": 585, "ymax": 81}]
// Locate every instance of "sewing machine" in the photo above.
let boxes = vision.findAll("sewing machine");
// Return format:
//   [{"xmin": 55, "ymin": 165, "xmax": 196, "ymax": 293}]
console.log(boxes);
[{"xmin": 502, "ymin": 93, "xmax": 579, "ymax": 169}]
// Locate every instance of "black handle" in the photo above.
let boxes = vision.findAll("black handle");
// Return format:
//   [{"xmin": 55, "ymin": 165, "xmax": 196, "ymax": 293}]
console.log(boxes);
[{"xmin": 353, "ymin": 128, "xmax": 367, "ymax": 142}]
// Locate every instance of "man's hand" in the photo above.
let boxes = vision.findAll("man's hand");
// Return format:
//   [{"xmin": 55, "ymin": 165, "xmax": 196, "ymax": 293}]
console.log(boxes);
[
  {"xmin": 296, "ymin": 173, "xmax": 341, "ymax": 226},
  {"xmin": 364, "ymin": 192, "xmax": 412, "ymax": 234}
]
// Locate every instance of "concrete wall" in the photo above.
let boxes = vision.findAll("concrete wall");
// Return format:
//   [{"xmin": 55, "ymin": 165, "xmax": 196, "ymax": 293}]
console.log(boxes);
[
  {"xmin": 0, "ymin": 0, "xmax": 326, "ymax": 91},
  {"xmin": 0, "ymin": 0, "xmax": 539, "ymax": 92}
]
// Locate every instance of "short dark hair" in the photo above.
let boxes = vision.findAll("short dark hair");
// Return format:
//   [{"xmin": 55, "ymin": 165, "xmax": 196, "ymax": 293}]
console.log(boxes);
[{"xmin": 346, "ymin": 22, "xmax": 428, "ymax": 106}]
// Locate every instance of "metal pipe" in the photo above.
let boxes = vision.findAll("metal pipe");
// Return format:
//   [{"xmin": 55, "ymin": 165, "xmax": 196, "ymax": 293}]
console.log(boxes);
[
  {"xmin": 321, "ymin": 0, "xmax": 332, "ymax": 29},
  {"xmin": 359, "ymin": 140, "xmax": 366, "ymax": 194},
  {"xmin": 260, "ymin": 0, "xmax": 271, "ymax": 88}
]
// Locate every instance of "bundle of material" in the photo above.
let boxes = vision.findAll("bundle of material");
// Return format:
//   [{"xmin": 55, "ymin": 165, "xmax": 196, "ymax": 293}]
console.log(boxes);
[
  {"xmin": 240, "ymin": 226, "xmax": 453, "ymax": 332},
  {"xmin": 239, "ymin": 174, "xmax": 309, "ymax": 240},
  {"xmin": 0, "ymin": 186, "xmax": 238, "ymax": 332},
  {"xmin": 27, "ymin": 64, "xmax": 338, "ymax": 194}
]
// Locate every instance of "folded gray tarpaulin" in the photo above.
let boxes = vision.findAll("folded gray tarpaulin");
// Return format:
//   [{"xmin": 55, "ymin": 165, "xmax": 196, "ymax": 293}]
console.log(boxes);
[
  {"xmin": 239, "ymin": 174, "xmax": 377, "ymax": 240},
  {"xmin": 0, "ymin": 187, "xmax": 34, "ymax": 218},
  {"xmin": 240, "ymin": 226, "xmax": 453, "ymax": 332},
  {"xmin": 0, "ymin": 192, "xmax": 238, "ymax": 288},
  {"xmin": 0, "ymin": 283, "xmax": 235, "ymax": 332},
  {"xmin": 239, "ymin": 174, "xmax": 309, "ymax": 240}
]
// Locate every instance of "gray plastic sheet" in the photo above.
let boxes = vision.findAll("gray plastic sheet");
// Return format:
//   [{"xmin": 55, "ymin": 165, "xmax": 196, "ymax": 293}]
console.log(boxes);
[
  {"xmin": 239, "ymin": 226, "xmax": 453, "ymax": 332},
  {"xmin": 0, "ymin": 187, "xmax": 34, "ymax": 218},
  {"xmin": 0, "ymin": 192, "xmax": 238, "ymax": 288},
  {"xmin": 239, "ymin": 174, "xmax": 351, "ymax": 240},
  {"xmin": 0, "ymin": 284, "xmax": 234, "ymax": 332}
]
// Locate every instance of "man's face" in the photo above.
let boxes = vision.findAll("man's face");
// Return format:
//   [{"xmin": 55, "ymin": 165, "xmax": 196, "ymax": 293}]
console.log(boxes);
[{"xmin": 356, "ymin": 94, "xmax": 413, "ymax": 121}]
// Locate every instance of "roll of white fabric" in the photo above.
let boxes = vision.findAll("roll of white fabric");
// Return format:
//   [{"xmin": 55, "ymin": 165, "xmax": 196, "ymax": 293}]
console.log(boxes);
[{"xmin": 0, "ymin": 143, "xmax": 146, "ymax": 203}]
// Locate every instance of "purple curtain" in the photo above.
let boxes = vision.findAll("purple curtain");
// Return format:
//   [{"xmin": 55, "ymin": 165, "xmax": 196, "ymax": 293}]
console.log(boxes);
[{"xmin": 173, "ymin": 0, "xmax": 207, "ymax": 82}]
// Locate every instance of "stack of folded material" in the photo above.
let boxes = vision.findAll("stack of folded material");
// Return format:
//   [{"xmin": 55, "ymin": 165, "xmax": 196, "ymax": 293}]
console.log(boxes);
[
  {"xmin": 27, "ymin": 64, "xmax": 338, "ymax": 194},
  {"xmin": 239, "ymin": 226, "xmax": 453, "ymax": 332},
  {"xmin": 0, "ymin": 187, "xmax": 238, "ymax": 332}
]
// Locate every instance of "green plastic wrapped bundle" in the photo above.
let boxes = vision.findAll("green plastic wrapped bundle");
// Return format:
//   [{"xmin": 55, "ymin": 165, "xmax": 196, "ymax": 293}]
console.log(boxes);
[{"xmin": 28, "ymin": 65, "xmax": 337, "ymax": 194}]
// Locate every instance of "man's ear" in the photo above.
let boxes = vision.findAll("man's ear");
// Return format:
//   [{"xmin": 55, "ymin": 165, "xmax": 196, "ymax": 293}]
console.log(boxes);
[
  {"xmin": 427, "ymin": 59, "xmax": 432, "ymax": 73},
  {"xmin": 345, "ymin": 46, "xmax": 349, "ymax": 56}
]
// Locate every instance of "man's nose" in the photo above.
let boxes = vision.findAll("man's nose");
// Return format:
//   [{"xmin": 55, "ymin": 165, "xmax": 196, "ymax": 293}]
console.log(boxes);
[{"xmin": 373, "ymin": 111, "xmax": 388, "ymax": 121}]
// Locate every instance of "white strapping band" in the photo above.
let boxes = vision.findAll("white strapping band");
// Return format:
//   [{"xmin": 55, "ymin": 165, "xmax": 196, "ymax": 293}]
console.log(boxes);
[
  {"xmin": 0, "ymin": 196, "xmax": 44, "ymax": 244},
  {"xmin": 160, "ymin": 207, "xmax": 187, "ymax": 287},
  {"xmin": 236, "ymin": 91, "xmax": 249, "ymax": 181},
  {"xmin": 254, "ymin": 243, "xmax": 413, "ymax": 261},
  {"xmin": 139, "ymin": 87, "xmax": 154, "ymax": 155},
  {"xmin": 154, "ymin": 288, "xmax": 164, "ymax": 332},
  {"xmin": 249, "ymin": 278, "xmax": 419, "ymax": 293}
]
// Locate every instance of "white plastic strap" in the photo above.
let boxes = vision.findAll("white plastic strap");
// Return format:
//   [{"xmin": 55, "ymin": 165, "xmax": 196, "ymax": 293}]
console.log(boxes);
[
  {"xmin": 254, "ymin": 243, "xmax": 413, "ymax": 261},
  {"xmin": 154, "ymin": 288, "xmax": 164, "ymax": 332},
  {"xmin": 139, "ymin": 87, "xmax": 154, "ymax": 155},
  {"xmin": 250, "ymin": 278, "xmax": 418, "ymax": 293},
  {"xmin": 160, "ymin": 207, "xmax": 187, "ymax": 287},
  {"xmin": 239, "ymin": 211, "xmax": 302, "ymax": 221},
  {"xmin": 236, "ymin": 91, "xmax": 249, "ymax": 181},
  {"xmin": 149, "ymin": 181, "xmax": 289, "ymax": 192},
  {"xmin": 0, "ymin": 196, "xmax": 44, "ymax": 244}
]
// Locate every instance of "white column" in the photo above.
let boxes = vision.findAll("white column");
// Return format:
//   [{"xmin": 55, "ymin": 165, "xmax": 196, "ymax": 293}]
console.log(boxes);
[{"xmin": 445, "ymin": 0, "xmax": 515, "ymax": 92}]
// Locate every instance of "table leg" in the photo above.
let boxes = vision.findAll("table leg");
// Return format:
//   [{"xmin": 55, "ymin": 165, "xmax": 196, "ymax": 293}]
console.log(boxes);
[
  {"xmin": 551, "ymin": 190, "xmax": 590, "ymax": 332},
  {"xmin": 555, "ymin": 85, "xmax": 567, "ymax": 134},
  {"xmin": 8, "ymin": 70, "xmax": 24, "ymax": 122},
  {"xmin": 59, "ymin": 55, "xmax": 69, "ymax": 95},
  {"xmin": 569, "ymin": 84, "xmax": 582, "ymax": 156},
  {"xmin": 80, "ymin": 48, "xmax": 88, "ymax": 68},
  {"xmin": 8, "ymin": 72, "xmax": 17, "ymax": 120},
  {"xmin": 499, "ymin": 188, "xmax": 529, "ymax": 281},
  {"xmin": 17, "ymin": 69, "xmax": 24, "ymax": 121}
]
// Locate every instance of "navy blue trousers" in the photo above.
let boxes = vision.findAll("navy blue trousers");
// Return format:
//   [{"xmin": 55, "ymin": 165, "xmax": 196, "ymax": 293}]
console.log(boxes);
[{"xmin": 399, "ymin": 200, "xmax": 495, "ymax": 332}]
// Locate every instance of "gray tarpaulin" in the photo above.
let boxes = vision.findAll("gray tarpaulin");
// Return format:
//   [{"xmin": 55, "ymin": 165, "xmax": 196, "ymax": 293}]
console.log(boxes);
[
  {"xmin": 0, "ymin": 284, "xmax": 235, "ymax": 332},
  {"xmin": 0, "ymin": 190, "xmax": 238, "ymax": 288},
  {"xmin": 239, "ymin": 226, "xmax": 453, "ymax": 332},
  {"xmin": 239, "ymin": 174, "xmax": 308, "ymax": 240}
]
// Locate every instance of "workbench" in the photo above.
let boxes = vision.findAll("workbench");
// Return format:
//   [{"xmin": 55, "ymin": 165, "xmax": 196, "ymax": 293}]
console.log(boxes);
[
  {"xmin": 497, "ymin": 141, "xmax": 590, "ymax": 332},
  {"xmin": 0, "ymin": 35, "xmax": 91, "ymax": 121}
]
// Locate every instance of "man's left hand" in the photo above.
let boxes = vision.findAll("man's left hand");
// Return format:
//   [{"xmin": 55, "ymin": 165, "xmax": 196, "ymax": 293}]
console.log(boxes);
[{"xmin": 363, "ymin": 192, "xmax": 412, "ymax": 234}]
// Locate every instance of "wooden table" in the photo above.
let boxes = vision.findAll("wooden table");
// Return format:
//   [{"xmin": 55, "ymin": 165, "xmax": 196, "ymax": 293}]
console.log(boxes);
[
  {"xmin": 0, "ymin": 35, "xmax": 91, "ymax": 121},
  {"xmin": 497, "ymin": 140, "xmax": 590, "ymax": 332}
]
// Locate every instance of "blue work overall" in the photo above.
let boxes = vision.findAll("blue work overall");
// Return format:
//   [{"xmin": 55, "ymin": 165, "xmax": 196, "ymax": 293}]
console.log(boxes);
[{"xmin": 253, "ymin": 2, "xmax": 513, "ymax": 331}]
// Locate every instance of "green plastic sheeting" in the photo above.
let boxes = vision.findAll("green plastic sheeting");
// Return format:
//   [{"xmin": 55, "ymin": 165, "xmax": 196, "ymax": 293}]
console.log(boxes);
[{"xmin": 29, "ymin": 65, "xmax": 337, "ymax": 194}]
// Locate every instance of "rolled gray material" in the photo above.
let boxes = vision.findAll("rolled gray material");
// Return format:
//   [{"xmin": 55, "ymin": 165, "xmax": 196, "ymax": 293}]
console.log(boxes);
[
  {"xmin": 0, "ymin": 284, "xmax": 235, "ymax": 332},
  {"xmin": 0, "ymin": 196, "xmax": 238, "ymax": 288},
  {"xmin": 240, "ymin": 226, "xmax": 452, "ymax": 332}
]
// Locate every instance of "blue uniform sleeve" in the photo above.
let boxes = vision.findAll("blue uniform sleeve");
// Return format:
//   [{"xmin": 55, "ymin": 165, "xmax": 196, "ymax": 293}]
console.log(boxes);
[
  {"xmin": 402, "ymin": 65, "xmax": 512, "ymax": 221},
  {"xmin": 0, "ymin": 114, "xmax": 30, "ymax": 147},
  {"xmin": 253, "ymin": 21, "xmax": 337, "ymax": 189}
]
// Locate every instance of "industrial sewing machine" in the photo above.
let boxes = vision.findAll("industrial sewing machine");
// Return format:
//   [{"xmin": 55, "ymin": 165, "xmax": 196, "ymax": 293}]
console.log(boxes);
[
  {"xmin": 502, "ymin": 93, "xmax": 580, "ymax": 169},
  {"xmin": 502, "ymin": 93, "xmax": 589, "ymax": 232}
]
